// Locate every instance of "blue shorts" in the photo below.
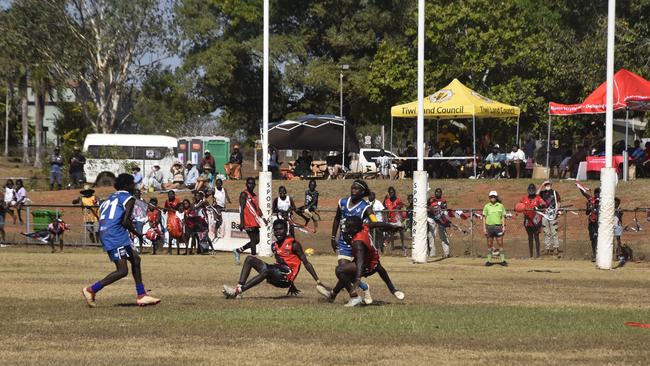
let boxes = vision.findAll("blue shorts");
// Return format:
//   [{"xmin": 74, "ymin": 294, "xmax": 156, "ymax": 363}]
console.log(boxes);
[
  {"xmin": 107, "ymin": 245, "xmax": 134, "ymax": 262},
  {"xmin": 337, "ymin": 238, "xmax": 353, "ymax": 260}
]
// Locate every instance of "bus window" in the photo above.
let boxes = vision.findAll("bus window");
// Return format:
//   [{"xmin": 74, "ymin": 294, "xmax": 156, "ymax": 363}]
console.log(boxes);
[
  {"xmin": 134, "ymin": 146, "xmax": 169, "ymax": 160},
  {"xmin": 87, "ymin": 145, "xmax": 134, "ymax": 159}
]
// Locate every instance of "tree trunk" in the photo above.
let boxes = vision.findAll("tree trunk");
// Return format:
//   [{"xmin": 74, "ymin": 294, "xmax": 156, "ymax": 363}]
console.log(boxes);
[
  {"xmin": 19, "ymin": 74, "xmax": 30, "ymax": 164},
  {"xmin": 33, "ymin": 80, "xmax": 44, "ymax": 168},
  {"xmin": 3, "ymin": 81, "xmax": 11, "ymax": 157}
]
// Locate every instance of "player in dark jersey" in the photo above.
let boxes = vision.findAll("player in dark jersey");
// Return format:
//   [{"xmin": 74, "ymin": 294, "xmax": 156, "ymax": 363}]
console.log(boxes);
[
  {"xmin": 577, "ymin": 183, "xmax": 600, "ymax": 262},
  {"xmin": 325, "ymin": 216, "xmax": 404, "ymax": 307},
  {"xmin": 295, "ymin": 179, "xmax": 320, "ymax": 232},
  {"xmin": 81, "ymin": 174, "xmax": 160, "ymax": 307},
  {"xmin": 223, "ymin": 219, "xmax": 329, "ymax": 298}
]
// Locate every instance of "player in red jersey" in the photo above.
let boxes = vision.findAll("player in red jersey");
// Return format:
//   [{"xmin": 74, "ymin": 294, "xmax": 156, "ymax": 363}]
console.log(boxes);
[
  {"xmin": 326, "ymin": 216, "xmax": 404, "ymax": 307},
  {"xmin": 222, "ymin": 219, "xmax": 329, "ymax": 299},
  {"xmin": 233, "ymin": 177, "xmax": 266, "ymax": 265}
]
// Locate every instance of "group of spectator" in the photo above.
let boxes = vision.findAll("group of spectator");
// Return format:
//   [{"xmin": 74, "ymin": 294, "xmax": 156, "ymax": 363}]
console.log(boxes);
[{"xmin": 49, "ymin": 146, "xmax": 87, "ymax": 190}]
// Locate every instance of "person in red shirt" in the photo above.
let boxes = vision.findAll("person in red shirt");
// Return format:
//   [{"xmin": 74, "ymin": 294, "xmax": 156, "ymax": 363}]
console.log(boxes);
[
  {"xmin": 233, "ymin": 177, "xmax": 266, "ymax": 265},
  {"xmin": 427, "ymin": 188, "xmax": 451, "ymax": 258},
  {"xmin": 222, "ymin": 219, "xmax": 329, "ymax": 299},
  {"xmin": 325, "ymin": 216, "xmax": 405, "ymax": 307},
  {"xmin": 383, "ymin": 186, "xmax": 406, "ymax": 252},
  {"xmin": 162, "ymin": 191, "xmax": 183, "ymax": 255},
  {"xmin": 517, "ymin": 184, "xmax": 546, "ymax": 258},
  {"xmin": 145, "ymin": 197, "xmax": 163, "ymax": 255}
]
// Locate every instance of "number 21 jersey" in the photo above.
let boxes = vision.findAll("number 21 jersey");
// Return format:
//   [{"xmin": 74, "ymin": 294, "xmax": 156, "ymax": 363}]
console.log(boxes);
[{"xmin": 99, "ymin": 191, "xmax": 134, "ymax": 251}]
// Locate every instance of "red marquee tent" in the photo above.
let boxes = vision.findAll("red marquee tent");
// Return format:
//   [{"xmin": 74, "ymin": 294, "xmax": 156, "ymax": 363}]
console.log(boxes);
[
  {"xmin": 545, "ymin": 69, "xmax": 650, "ymax": 178},
  {"xmin": 549, "ymin": 69, "xmax": 650, "ymax": 115}
]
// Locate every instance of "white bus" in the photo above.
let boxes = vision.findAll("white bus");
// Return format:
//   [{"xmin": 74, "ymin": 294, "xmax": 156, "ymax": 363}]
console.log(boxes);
[{"xmin": 83, "ymin": 134, "xmax": 177, "ymax": 186}]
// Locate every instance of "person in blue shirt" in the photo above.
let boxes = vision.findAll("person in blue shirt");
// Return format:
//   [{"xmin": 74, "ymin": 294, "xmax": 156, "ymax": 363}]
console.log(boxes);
[
  {"xmin": 81, "ymin": 173, "xmax": 160, "ymax": 307},
  {"xmin": 330, "ymin": 179, "xmax": 378, "ymax": 305},
  {"xmin": 184, "ymin": 162, "xmax": 199, "ymax": 189},
  {"xmin": 50, "ymin": 147, "xmax": 64, "ymax": 190}
]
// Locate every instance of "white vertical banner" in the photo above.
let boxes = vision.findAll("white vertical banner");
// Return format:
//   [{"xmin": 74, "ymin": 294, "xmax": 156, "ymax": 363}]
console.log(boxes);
[
  {"xmin": 258, "ymin": 171, "xmax": 273, "ymax": 256},
  {"xmin": 412, "ymin": 171, "xmax": 428, "ymax": 263}
]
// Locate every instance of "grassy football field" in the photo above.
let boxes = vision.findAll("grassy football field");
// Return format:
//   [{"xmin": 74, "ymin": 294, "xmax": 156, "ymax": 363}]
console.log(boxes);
[{"xmin": 1, "ymin": 247, "xmax": 649, "ymax": 365}]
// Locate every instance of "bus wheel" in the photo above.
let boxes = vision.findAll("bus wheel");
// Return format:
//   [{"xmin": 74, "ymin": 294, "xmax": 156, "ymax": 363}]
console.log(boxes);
[{"xmin": 96, "ymin": 173, "xmax": 115, "ymax": 187}]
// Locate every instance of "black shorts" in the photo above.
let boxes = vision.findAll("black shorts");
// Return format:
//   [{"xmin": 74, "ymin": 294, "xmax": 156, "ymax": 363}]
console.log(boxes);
[
  {"xmin": 486, "ymin": 225, "xmax": 504, "ymax": 238},
  {"xmin": 266, "ymin": 264, "xmax": 292, "ymax": 288}
]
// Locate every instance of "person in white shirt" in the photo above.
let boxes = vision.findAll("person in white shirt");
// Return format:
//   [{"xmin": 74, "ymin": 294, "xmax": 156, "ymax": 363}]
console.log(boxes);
[
  {"xmin": 212, "ymin": 178, "xmax": 231, "ymax": 210},
  {"xmin": 375, "ymin": 150, "xmax": 392, "ymax": 179},
  {"xmin": 367, "ymin": 191, "xmax": 386, "ymax": 250},
  {"xmin": 506, "ymin": 145, "xmax": 526, "ymax": 179}
]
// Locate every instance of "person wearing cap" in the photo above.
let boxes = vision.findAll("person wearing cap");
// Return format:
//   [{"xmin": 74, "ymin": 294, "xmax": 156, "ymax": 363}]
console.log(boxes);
[
  {"xmin": 483, "ymin": 145, "xmax": 504, "ymax": 178},
  {"xmin": 184, "ymin": 162, "xmax": 199, "ymax": 189},
  {"xmin": 49, "ymin": 147, "xmax": 64, "ymax": 190},
  {"xmin": 201, "ymin": 150, "xmax": 216, "ymax": 173},
  {"xmin": 224, "ymin": 144, "xmax": 243, "ymax": 180},
  {"xmin": 195, "ymin": 165, "xmax": 214, "ymax": 192},
  {"xmin": 132, "ymin": 166, "xmax": 143, "ymax": 190},
  {"xmin": 73, "ymin": 185, "xmax": 100, "ymax": 243},
  {"xmin": 538, "ymin": 180, "xmax": 562, "ymax": 256},
  {"xmin": 69, "ymin": 146, "xmax": 87, "ymax": 188},
  {"xmin": 147, "ymin": 165, "xmax": 163, "ymax": 191},
  {"xmin": 482, "ymin": 191, "xmax": 507, "ymax": 266}
]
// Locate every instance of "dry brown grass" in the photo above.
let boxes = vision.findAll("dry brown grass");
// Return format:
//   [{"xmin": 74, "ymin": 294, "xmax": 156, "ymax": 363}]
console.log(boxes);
[{"xmin": 1, "ymin": 247, "xmax": 650, "ymax": 365}]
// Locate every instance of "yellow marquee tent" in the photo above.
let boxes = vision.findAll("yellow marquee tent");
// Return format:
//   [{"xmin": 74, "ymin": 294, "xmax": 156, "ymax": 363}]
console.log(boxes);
[
  {"xmin": 390, "ymin": 79, "xmax": 520, "ymax": 119},
  {"xmin": 389, "ymin": 79, "xmax": 521, "ymax": 177}
]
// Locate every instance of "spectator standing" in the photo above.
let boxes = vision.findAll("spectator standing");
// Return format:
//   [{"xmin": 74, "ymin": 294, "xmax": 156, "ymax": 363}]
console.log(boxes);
[
  {"xmin": 375, "ymin": 149, "xmax": 392, "ymax": 179},
  {"xmin": 224, "ymin": 144, "xmax": 243, "ymax": 180},
  {"xmin": 68, "ymin": 146, "xmax": 87, "ymax": 188},
  {"xmin": 0, "ymin": 200, "xmax": 5, "ymax": 243},
  {"xmin": 72, "ymin": 186, "xmax": 100, "ymax": 244},
  {"xmin": 569, "ymin": 145, "xmax": 589, "ymax": 178},
  {"xmin": 3, "ymin": 180, "xmax": 16, "ymax": 224},
  {"xmin": 577, "ymin": 183, "xmax": 599, "ymax": 262},
  {"xmin": 538, "ymin": 181, "xmax": 561, "ymax": 255},
  {"xmin": 201, "ymin": 150, "xmax": 216, "ymax": 173},
  {"xmin": 14, "ymin": 179, "xmax": 27, "ymax": 224},
  {"xmin": 506, "ymin": 145, "xmax": 526, "ymax": 178},
  {"xmin": 268, "ymin": 147, "xmax": 281, "ymax": 179},
  {"xmin": 132, "ymin": 166, "xmax": 143, "ymax": 190},
  {"xmin": 50, "ymin": 147, "xmax": 64, "ymax": 190},
  {"xmin": 518, "ymin": 184, "xmax": 545, "ymax": 258},
  {"xmin": 213, "ymin": 178, "xmax": 231, "ymax": 210},
  {"xmin": 184, "ymin": 162, "xmax": 199, "ymax": 189}
]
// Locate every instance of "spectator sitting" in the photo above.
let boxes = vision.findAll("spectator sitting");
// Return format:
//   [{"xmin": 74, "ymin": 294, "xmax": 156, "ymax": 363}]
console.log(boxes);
[
  {"xmin": 436, "ymin": 125, "xmax": 456, "ymax": 148},
  {"xmin": 326, "ymin": 152, "xmax": 346, "ymax": 180},
  {"xmin": 294, "ymin": 150, "xmax": 313, "ymax": 178},
  {"xmin": 184, "ymin": 162, "xmax": 199, "ymax": 189},
  {"xmin": 484, "ymin": 145, "xmax": 504, "ymax": 178},
  {"xmin": 163, "ymin": 162, "xmax": 185, "ymax": 190},
  {"xmin": 195, "ymin": 165, "xmax": 214, "ymax": 192},
  {"xmin": 506, "ymin": 145, "xmax": 526, "ymax": 178},
  {"xmin": 132, "ymin": 166, "xmax": 143, "ymax": 190},
  {"xmin": 147, "ymin": 165, "xmax": 164, "ymax": 191},
  {"xmin": 201, "ymin": 150, "xmax": 216, "ymax": 173},
  {"xmin": 224, "ymin": 144, "xmax": 243, "ymax": 180}
]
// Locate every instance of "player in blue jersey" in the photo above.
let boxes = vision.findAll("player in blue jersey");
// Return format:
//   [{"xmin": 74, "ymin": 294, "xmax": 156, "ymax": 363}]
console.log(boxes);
[
  {"xmin": 330, "ymin": 179, "xmax": 378, "ymax": 304},
  {"xmin": 81, "ymin": 174, "xmax": 160, "ymax": 307}
]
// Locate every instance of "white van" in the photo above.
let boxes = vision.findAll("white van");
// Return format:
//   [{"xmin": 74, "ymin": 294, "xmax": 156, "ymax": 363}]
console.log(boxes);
[
  {"xmin": 350, "ymin": 148, "xmax": 399, "ymax": 173},
  {"xmin": 83, "ymin": 134, "xmax": 177, "ymax": 186}
]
